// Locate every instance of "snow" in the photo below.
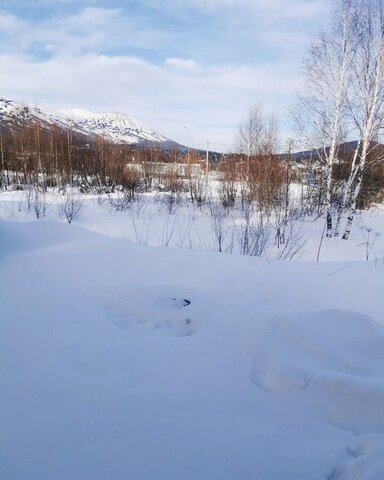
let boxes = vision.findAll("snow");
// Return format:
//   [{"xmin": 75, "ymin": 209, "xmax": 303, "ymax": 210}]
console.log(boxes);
[
  {"xmin": 56, "ymin": 108, "xmax": 168, "ymax": 144},
  {"xmin": 1, "ymin": 192, "xmax": 384, "ymax": 479}
]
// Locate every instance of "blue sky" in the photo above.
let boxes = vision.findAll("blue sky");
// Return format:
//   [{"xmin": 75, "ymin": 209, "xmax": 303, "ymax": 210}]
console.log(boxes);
[{"xmin": 0, "ymin": 0, "xmax": 331, "ymax": 150}]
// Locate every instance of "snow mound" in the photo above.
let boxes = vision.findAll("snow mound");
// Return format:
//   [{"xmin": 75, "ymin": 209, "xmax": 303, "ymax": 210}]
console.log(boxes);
[
  {"xmin": 0, "ymin": 219, "xmax": 106, "ymax": 257},
  {"xmin": 247, "ymin": 309, "xmax": 384, "ymax": 434}
]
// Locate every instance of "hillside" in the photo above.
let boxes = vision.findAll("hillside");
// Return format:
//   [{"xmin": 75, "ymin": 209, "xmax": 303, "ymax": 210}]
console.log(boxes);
[{"xmin": 0, "ymin": 97, "xmax": 175, "ymax": 147}]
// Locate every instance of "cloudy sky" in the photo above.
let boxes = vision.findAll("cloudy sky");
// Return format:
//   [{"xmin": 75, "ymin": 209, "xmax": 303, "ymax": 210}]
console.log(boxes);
[{"xmin": 0, "ymin": 0, "xmax": 332, "ymax": 151}]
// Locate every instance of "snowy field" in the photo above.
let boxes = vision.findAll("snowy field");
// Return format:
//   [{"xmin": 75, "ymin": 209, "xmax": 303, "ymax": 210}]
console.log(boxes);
[
  {"xmin": 1, "ymin": 191, "xmax": 384, "ymax": 479},
  {"xmin": 1, "ymin": 189, "xmax": 384, "ymax": 262}
]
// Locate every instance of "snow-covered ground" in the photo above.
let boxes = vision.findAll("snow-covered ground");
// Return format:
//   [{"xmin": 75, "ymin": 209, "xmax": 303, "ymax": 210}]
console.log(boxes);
[
  {"xmin": 1, "ymin": 190, "xmax": 384, "ymax": 479},
  {"xmin": 1, "ymin": 189, "xmax": 384, "ymax": 262}
]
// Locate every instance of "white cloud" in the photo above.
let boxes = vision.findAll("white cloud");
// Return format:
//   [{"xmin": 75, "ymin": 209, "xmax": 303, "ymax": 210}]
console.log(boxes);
[
  {"xmin": 165, "ymin": 57, "xmax": 201, "ymax": 71},
  {"xmin": 256, "ymin": 0, "xmax": 329, "ymax": 18},
  {"xmin": 260, "ymin": 30, "xmax": 312, "ymax": 52},
  {"xmin": 144, "ymin": 0, "xmax": 330, "ymax": 20},
  {"xmin": 0, "ymin": 12, "xmax": 26, "ymax": 33},
  {"xmin": 0, "ymin": 7, "xmax": 175, "ymax": 56},
  {"xmin": 67, "ymin": 6, "xmax": 120, "ymax": 25}
]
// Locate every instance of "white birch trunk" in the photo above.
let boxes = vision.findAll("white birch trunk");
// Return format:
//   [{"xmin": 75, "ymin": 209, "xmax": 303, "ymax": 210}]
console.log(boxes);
[
  {"xmin": 325, "ymin": 6, "xmax": 352, "ymax": 237},
  {"xmin": 334, "ymin": 140, "xmax": 361, "ymax": 236},
  {"xmin": 342, "ymin": 14, "xmax": 384, "ymax": 239}
]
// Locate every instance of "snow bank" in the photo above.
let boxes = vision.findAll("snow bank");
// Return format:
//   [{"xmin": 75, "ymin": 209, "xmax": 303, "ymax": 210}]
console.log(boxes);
[{"xmin": 248, "ymin": 310, "xmax": 384, "ymax": 433}]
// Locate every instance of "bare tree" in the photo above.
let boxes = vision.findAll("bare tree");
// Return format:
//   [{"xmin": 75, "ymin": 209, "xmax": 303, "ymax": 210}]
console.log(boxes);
[
  {"xmin": 218, "ymin": 160, "xmax": 237, "ymax": 210},
  {"xmin": 159, "ymin": 212, "xmax": 180, "ymax": 247},
  {"xmin": 32, "ymin": 185, "xmax": 48, "ymax": 219},
  {"xmin": 209, "ymin": 202, "xmax": 231, "ymax": 253},
  {"xmin": 276, "ymin": 221, "xmax": 307, "ymax": 260},
  {"xmin": 238, "ymin": 105, "xmax": 278, "ymax": 177},
  {"xmin": 341, "ymin": 0, "xmax": 384, "ymax": 238},
  {"xmin": 0, "ymin": 132, "xmax": 9, "ymax": 189},
  {"xmin": 294, "ymin": 0, "xmax": 358, "ymax": 236},
  {"xmin": 188, "ymin": 171, "xmax": 207, "ymax": 207},
  {"xmin": 58, "ymin": 191, "xmax": 83, "ymax": 223},
  {"xmin": 238, "ymin": 105, "xmax": 263, "ymax": 163},
  {"xmin": 236, "ymin": 201, "xmax": 270, "ymax": 257}
]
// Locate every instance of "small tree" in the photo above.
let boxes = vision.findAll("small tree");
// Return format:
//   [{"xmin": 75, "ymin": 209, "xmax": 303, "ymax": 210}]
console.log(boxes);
[{"xmin": 58, "ymin": 191, "xmax": 82, "ymax": 223}]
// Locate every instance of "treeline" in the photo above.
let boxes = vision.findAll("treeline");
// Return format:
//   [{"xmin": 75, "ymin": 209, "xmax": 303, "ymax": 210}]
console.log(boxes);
[
  {"xmin": 0, "ymin": 120, "xmax": 198, "ymax": 192},
  {"xmin": 0, "ymin": 119, "xmax": 294, "ymax": 210},
  {"xmin": 0, "ymin": 116, "xmax": 383, "ymax": 234}
]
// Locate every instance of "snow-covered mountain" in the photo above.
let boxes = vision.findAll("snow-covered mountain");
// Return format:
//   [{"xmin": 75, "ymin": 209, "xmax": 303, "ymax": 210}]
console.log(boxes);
[{"xmin": 0, "ymin": 97, "xmax": 172, "ymax": 146}]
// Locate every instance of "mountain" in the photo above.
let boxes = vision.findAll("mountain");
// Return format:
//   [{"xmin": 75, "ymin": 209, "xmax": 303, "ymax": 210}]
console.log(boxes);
[
  {"xmin": 0, "ymin": 97, "xmax": 176, "ymax": 147},
  {"xmin": 292, "ymin": 141, "xmax": 384, "ymax": 163}
]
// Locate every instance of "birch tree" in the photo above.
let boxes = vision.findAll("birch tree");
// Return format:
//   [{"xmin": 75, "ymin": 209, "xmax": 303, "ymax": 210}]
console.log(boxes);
[
  {"xmin": 341, "ymin": 0, "xmax": 384, "ymax": 239},
  {"xmin": 294, "ymin": 0, "xmax": 357, "ymax": 237}
]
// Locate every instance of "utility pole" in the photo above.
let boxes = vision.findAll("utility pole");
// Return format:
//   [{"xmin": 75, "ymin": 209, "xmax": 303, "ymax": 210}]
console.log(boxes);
[{"xmin": 205, "ymin": 141, "xmax": 209, "ymax": 179}]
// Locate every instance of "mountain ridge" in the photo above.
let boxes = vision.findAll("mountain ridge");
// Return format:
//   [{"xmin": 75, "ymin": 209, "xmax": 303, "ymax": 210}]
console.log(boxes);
[{"xmin": 0, "ymin": 97, "xmax": 176, "ymax": 148}]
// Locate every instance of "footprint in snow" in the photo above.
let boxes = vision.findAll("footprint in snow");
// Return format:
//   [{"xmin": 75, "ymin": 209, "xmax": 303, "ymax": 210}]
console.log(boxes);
[
  {"xmin": 155, "ymin": 297, "xmax": 191, "ymax": 309},
  {"xmin": 104, "ymin": 289, "xmax": 196, "ymax": 337},
  {"xmin": 326, "ymin": 440, "xmax": 384, "ymax": 480}
]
